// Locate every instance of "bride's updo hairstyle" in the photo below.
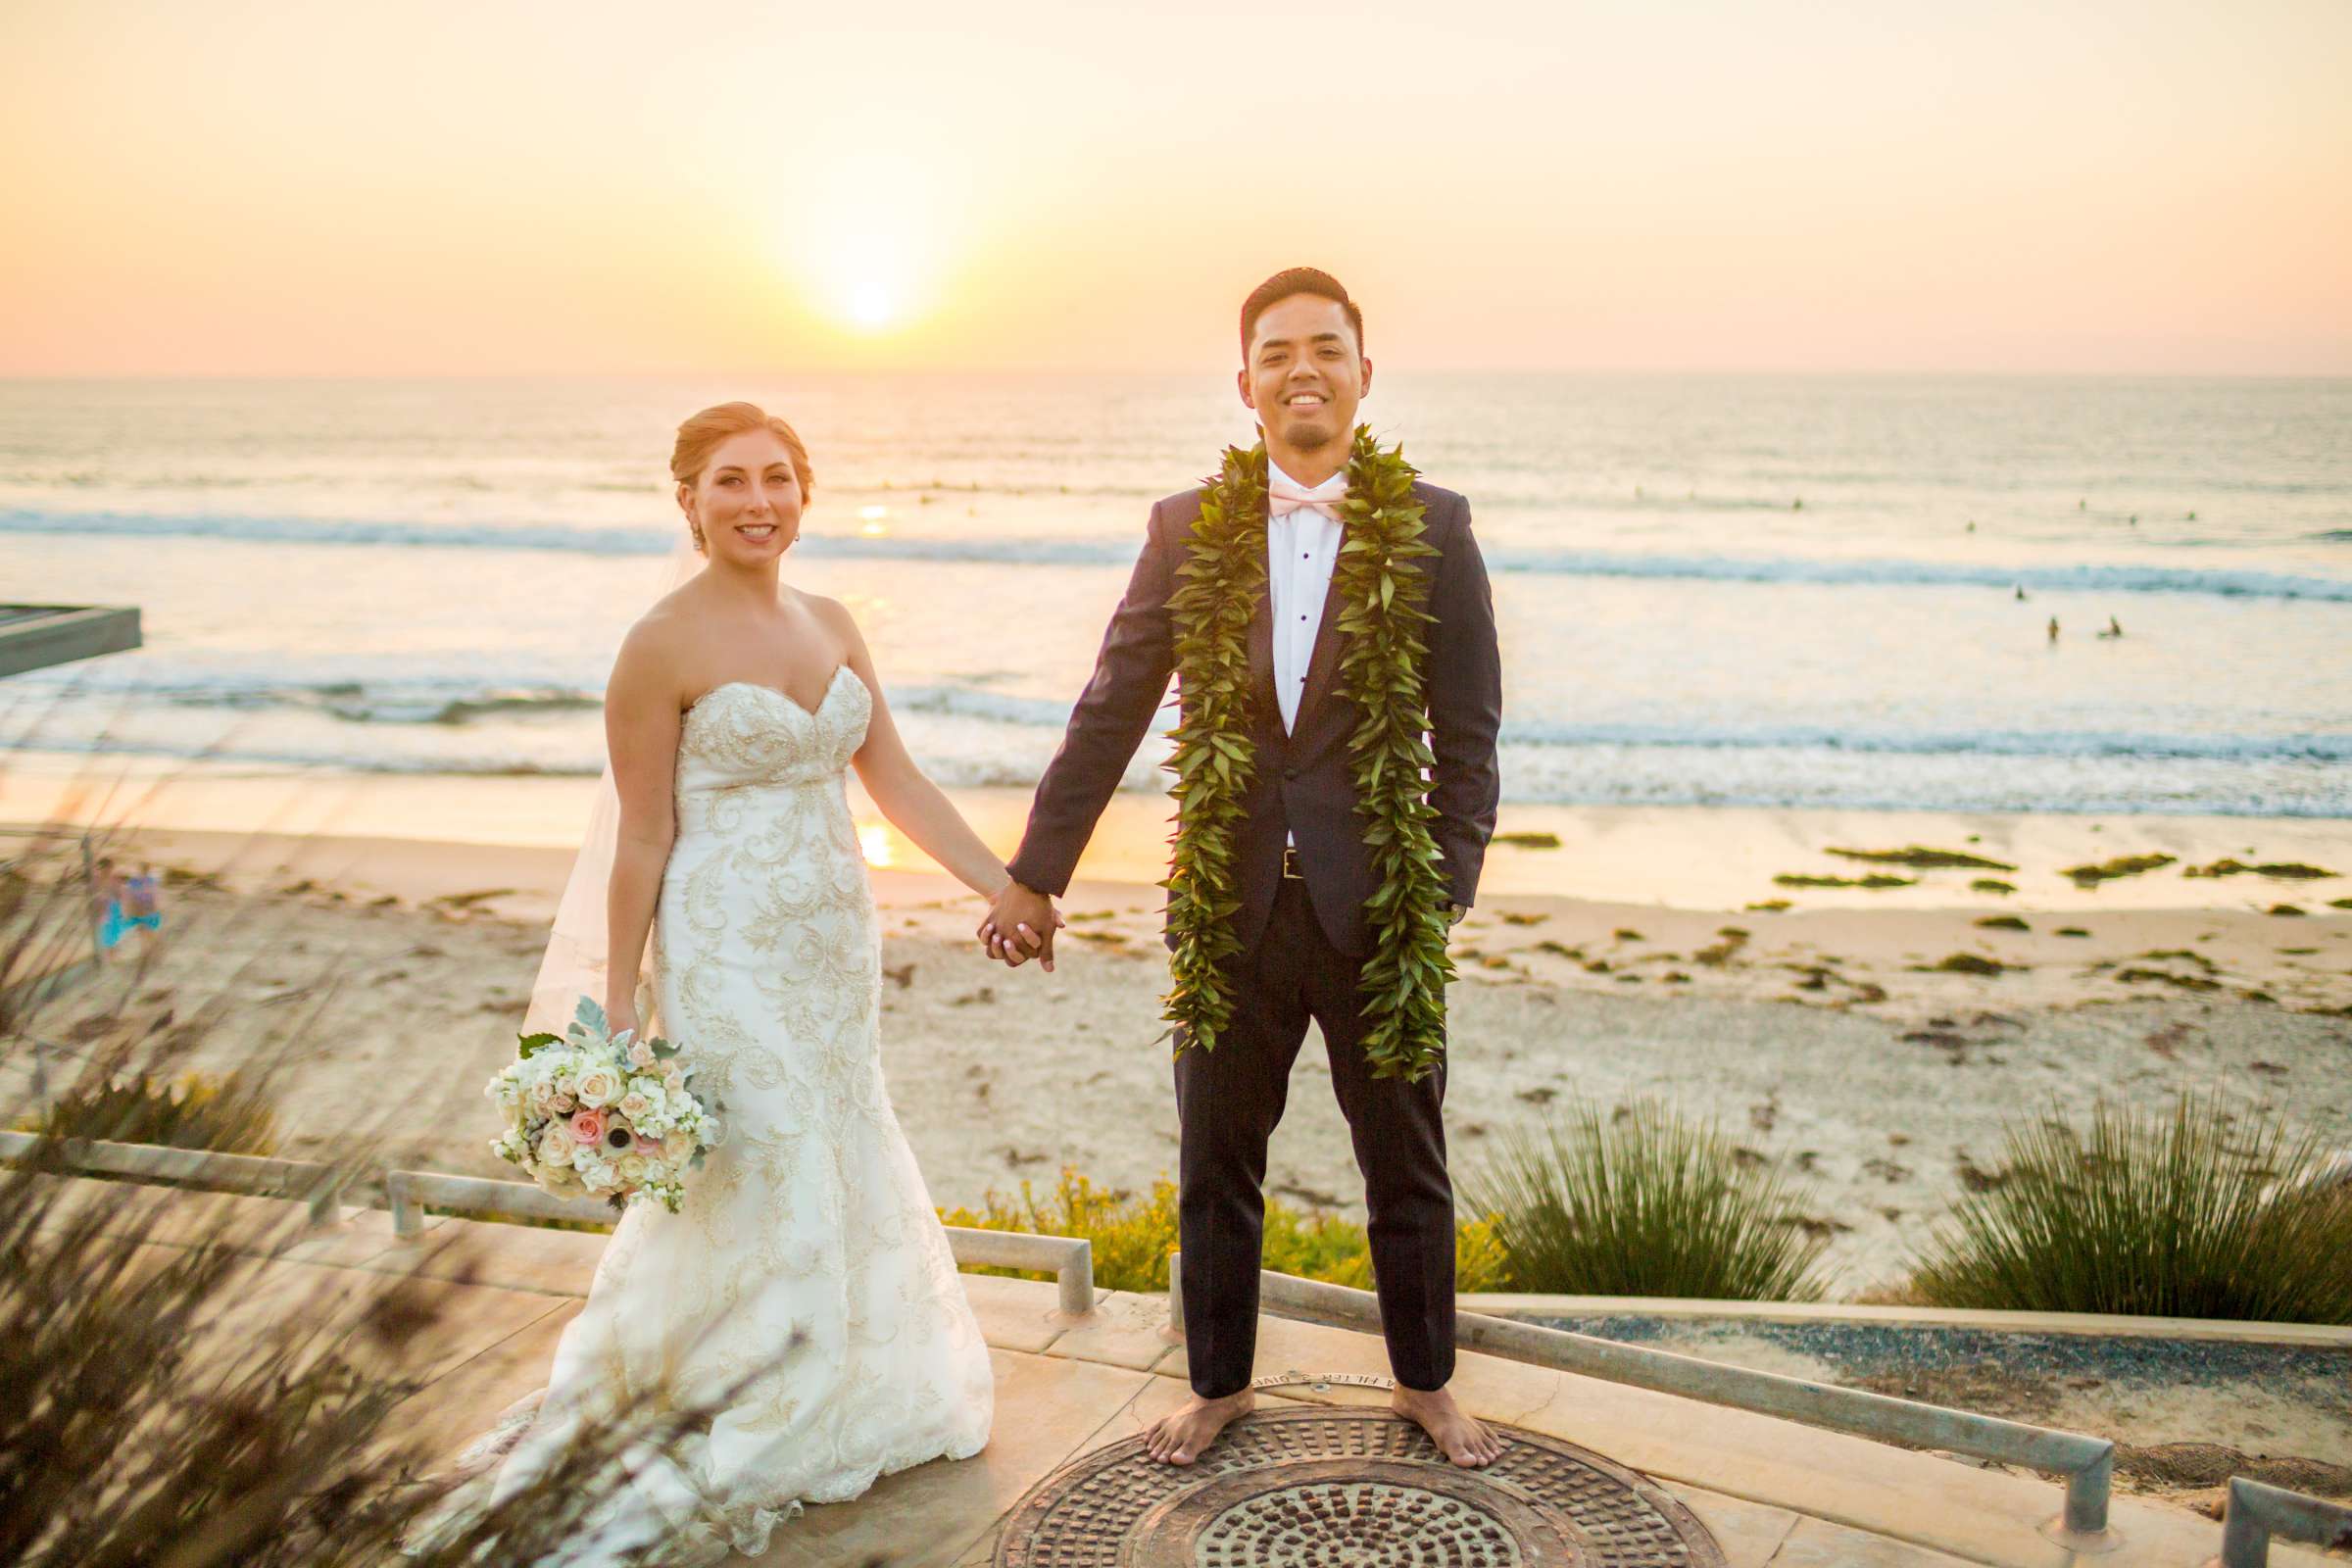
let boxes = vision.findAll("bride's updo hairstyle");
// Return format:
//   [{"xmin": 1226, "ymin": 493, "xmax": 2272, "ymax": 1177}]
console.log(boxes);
[{"xmin": 669, "ymin": 401, "xmax": 815, "ymax": 500}]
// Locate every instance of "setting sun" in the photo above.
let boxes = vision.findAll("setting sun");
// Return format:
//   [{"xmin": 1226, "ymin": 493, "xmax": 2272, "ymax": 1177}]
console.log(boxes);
[
  {"xmin": 846, "ymin": 279, "xmax": 896, "ymax": 331},
  {"xmin": 770, "ymin": 149, "xmax": 962, "ymax": 342}
]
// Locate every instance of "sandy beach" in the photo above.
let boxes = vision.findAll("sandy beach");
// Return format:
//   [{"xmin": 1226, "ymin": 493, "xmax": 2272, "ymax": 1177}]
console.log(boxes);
[{"xmin": 10, "ymin": 760, "xmax": 2347, "ymax": 1299}]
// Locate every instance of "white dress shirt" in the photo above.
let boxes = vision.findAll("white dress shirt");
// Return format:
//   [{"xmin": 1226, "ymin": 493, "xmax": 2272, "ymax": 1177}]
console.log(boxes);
[
  {"xmin": 1266, "ymin": 460, "xmax": 1348, "ymax": 858},
  {"xmin": 1266, "ymin": 459, "xmax": 1348, "ymax": 735}
]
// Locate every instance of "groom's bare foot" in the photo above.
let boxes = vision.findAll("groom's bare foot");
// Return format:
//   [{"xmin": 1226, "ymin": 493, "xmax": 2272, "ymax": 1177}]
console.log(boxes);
[
  {"xmin": 1393, "ymin": 1384, "xmax": 1504, "ymax": 1467},
  {"xmin": 1144, "ymin": 1389, "xmax": 1254, "ymax": 1465}
]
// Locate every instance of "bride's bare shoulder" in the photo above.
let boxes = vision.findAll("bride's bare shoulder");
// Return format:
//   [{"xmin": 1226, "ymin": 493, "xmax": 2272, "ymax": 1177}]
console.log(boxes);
[
  {"xmin": 612, "ymin": 586, "xmax": 705, "ymax": 685},
  {"xmin": 639, "ymin": 572, "xmax": 710, "ymax": 625},
  {"xmin": 791, "ymin": 586, "xmax": 860, "ymax": 641}
]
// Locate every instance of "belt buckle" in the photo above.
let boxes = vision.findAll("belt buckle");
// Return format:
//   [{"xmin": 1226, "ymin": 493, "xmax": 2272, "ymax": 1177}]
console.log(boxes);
[{"xmin": 1281, "ymin": 847, "xmax": 1305, "ymax": 881}]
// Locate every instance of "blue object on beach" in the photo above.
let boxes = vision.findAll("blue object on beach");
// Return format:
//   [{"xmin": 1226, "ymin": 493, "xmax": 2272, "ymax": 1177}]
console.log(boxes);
[{"xmin": 96, "ymin": 904, "xmax": 161, "ymax": 950}]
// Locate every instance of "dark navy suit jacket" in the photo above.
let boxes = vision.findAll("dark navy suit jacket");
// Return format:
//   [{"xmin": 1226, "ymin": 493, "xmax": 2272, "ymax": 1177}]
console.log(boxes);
[{"xmin": 1006, "ymin": 478, "xmax": 1502, "ymax": 958}]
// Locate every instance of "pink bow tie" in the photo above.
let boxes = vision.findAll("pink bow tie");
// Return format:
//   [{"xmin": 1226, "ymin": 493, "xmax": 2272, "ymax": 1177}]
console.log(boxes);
[{"xmin": 1268, "ymin": 474, "xmax": 1346, "ymax": 523}]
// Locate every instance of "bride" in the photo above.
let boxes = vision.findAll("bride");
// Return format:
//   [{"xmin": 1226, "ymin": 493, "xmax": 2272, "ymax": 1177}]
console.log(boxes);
[{"xmin": 461, "ymin": 402, "xmax": 1025, "ymax": 1560}]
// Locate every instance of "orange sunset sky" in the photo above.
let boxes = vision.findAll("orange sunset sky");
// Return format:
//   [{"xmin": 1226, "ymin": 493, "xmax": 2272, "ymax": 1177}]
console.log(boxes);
[{"xmin": 3, "ymin": 0, "xmax": 2348, "ymax": 377}]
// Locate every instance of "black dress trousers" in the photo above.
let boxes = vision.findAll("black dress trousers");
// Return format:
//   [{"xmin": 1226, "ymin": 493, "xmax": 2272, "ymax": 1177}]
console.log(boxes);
[{"xmin": 1172, "ymin": 875, "xmax": 1455, "ymax": 1397}]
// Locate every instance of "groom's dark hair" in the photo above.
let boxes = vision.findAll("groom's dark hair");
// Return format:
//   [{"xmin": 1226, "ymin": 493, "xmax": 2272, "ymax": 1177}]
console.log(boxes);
[{"xmin": 1241, "ymin": 268, "xmax": 1364, "ymax": 360}]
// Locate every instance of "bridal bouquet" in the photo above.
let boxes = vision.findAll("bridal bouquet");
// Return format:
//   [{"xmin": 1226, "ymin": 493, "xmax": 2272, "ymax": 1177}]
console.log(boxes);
[{"xmin": 484, "ymin": 997, "xmax": 719, "ymax": 1213}]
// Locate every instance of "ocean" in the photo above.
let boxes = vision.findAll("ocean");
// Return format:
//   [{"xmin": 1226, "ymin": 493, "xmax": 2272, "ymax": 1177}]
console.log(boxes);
[{"xmin": 3, "ymin": 373, "xmax": 2347, "ymax": 818}]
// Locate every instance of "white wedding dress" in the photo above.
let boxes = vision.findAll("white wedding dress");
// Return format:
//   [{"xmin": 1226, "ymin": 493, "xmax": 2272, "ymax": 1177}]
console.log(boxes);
[{"xmin": 460, "ymin": 667, "xmax": 994, "ymax": 1562}]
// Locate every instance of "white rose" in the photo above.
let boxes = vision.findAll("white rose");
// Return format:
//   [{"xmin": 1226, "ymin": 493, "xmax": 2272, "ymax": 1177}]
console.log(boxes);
[
  {"xmin": 627, "ymin": 1040, "xmax": 656, "ymax": 1069},
  {"xmin": 661, "ymin": 1129, "xmax": 696, "ymax": 1161},
  {"xmin": 659, "ymin": 1061, "xmax": 684, "ymax": 1089},
  {"xmin": 536, "ymin": 1128, "xmax": 575, "ymax": 1168},
  {"xmin": 614, "ymin": 1152, "xmax": 649, "ymax": 1185},
  {"xmin": 538, "ymin": 1165, "xmax": 582, "ymax": 1199},
  {"xmin": 616, "ymin": 1089, "xmax": 653, "ymax": 1122},
  {"xmin": 573, "ymin": 1066, "xmax": 622, "ymax": 1109}
]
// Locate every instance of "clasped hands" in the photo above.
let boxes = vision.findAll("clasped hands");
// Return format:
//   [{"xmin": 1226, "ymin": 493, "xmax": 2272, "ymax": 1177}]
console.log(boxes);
[{"xmin": 977, "ymin": 880, "xmax": 1064, "ymax": 971}]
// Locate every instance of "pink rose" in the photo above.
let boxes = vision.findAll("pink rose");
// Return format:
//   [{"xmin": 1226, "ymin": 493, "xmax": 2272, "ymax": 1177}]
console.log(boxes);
[{"xmin": 569, "ymin": 1108, "xmax": 607, "ymax": 1145}]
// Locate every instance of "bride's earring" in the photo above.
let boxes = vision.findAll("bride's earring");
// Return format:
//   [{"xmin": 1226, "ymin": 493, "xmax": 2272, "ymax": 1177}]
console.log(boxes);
[{"xmin": 688, "ymin": 518, "xmax": 706, "ymax": 552}]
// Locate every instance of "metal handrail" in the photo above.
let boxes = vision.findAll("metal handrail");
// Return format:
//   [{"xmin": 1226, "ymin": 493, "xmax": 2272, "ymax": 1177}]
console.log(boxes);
[
  {"xmin": 380, "ymin": 1166, "xmax": 1098, "ymax": 1316},
  {"xmin": 2212, "ymin": 1477, "xmax": 2352, "ymax": 1567},
  {"xmin": 1, "ymin": 1134, "xmax": 1097, "ymax": 1316},
  {"xmin": 0, "ymin": 1132, "xmax": 352, "ymax": 1221},
  {"xmin": 1171, "ymin": 1250, "xmax": 2120, "ymax": 1547}
]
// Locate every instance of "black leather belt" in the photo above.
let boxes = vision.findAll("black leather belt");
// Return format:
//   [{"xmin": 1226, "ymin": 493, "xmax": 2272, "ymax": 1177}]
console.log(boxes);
[{"xmin": 1281, "ymin": 846, "xmax": 1305, "ymax": 881}]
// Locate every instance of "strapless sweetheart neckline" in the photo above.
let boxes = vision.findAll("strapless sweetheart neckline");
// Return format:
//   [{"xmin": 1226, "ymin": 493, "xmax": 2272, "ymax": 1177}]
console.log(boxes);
[{"xmin": 686, "ymin": 664, "xmax": 864, "ymax": 720}]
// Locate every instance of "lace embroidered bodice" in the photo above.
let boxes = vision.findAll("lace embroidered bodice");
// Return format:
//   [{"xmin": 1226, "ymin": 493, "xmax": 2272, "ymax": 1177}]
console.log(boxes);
[{"xmin": 677, "ymin": 669, "xmax": 868, "ymax": 803}]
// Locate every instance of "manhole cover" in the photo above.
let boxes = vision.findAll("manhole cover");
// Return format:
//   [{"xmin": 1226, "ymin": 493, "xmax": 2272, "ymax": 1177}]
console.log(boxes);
[{"xmin": 997, "ymin": 1406, "xmax": 1726, "ymax": 1567}]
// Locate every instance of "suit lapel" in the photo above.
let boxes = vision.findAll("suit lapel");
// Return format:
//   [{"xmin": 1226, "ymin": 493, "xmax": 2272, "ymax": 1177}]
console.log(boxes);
[{"xmin": 1246, "ymin": 572, "xmax": 1278, "ymax": 722}]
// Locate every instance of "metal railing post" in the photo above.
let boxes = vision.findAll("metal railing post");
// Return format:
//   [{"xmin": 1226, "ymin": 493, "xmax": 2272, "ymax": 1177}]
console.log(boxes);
[
  {"xmin": 1059, "ymin": 1243, "xmax": 1096, "ymax": 1317},
  {"xmin": 385, "ymin": 1169, "xmax": 421, "ymax": 1237},
  {"xmin": 2213, "ymin": 1477, "xmax": 2352, "ymax": 1568},
  {"xmin": 2065, "ymin": 1445, "xmax": 2115, "ymax": 1538}
]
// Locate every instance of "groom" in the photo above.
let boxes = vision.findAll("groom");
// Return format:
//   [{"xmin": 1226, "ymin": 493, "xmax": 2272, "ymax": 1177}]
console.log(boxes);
[{"xmin": 983, "ymin": 268, "xmax": 1503, "ymax": 1467}]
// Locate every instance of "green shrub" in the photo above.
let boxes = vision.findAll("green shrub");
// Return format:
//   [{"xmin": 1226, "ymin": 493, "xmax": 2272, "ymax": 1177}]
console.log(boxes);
[
  {"xmin": 15, "ymin": 1070, "xmax": 278, "ymax": 1154},
  {"xmin": 1909, "ymin": 1094, "xmax": 2352, "ymax": 1323},
  {"xmin": 1462, "ymin": 1100, "xmax": 1831, "ymax": 1300},
  {"xmin": 940, "ymin": 1166, "xmax": 1507, "ymax": 1295}
]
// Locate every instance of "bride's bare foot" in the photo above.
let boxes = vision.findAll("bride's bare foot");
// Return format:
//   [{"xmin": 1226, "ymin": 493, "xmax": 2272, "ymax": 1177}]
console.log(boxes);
[
  {"xmin": 1392, "ymin": 1384, "xmax": 1504, "ymax": 1467},
  {"xmin": 1144, "ymin": 1389, "xmax": 1255, "ymax": 1465}
]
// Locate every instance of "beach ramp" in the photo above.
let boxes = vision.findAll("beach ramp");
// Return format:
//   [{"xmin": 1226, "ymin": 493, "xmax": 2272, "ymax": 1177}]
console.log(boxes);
[{"xmin": 0, "ymin": 603, "xmax": 141, "ymax": 678}]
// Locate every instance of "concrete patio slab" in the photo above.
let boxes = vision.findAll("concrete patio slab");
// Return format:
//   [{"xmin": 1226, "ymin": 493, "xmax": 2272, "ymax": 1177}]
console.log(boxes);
[
  {"xmin": 394, "ymin": 1299, "xmax": 584, "ymax": 1466},
  {"xmin": 1766, "ymin": 1514, "xmax": 1981, "ymax": 1566},
  {"xmin": 1659, "ymin": 1486, "xmax": 1801, "ymax": 1568},
  {"xmin": 203, "ymin": 1246, "xmax": 579, "ymax": 1386},
  {"xmin": 959, "ymin": 1268, "xmax": 1085, "ymax": 1353},
  {"xmin": 762, "ymin": 1348, "xmax": 1153, "ymax": 1566},
  {"xmin": 1036, "ymin": 1286, "xmax": 1181, "ymax": 1374},
  {"xmin": 384, "ymin": 1211, "xmax": 611, "ymax": 1296}
]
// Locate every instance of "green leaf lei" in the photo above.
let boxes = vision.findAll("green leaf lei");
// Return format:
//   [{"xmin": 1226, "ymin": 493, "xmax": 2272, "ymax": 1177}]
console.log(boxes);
[{"xmin": 1162, "ymin": 425, "xmax": 1456, "ymax": 1082}]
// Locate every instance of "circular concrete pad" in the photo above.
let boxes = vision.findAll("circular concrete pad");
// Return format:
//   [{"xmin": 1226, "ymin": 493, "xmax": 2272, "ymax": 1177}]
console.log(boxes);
[{"xmin": 997, "ymin": 1407, "xmax": 1727, "ymax": 1567}]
